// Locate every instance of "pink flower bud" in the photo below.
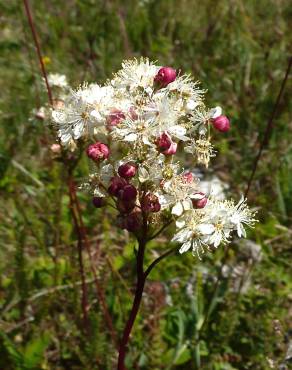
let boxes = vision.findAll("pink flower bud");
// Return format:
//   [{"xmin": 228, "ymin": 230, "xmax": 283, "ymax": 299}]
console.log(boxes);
[
  {"xmin": 118, "ymin": 162, "xmax": 137, "ymax": 179},
  {"xmin": 118, "ymin": 184, "xmax": 137, "ymax": 201},
  {"xmin": 92, "ymin": 197, "xmax": 106, "ymax": 208},
  {"xmin": 156, "ymin": 132, "xmax": 177, "ymax": 155},
  {"xmin": 156, "ymin": 132, "xmax": 172, "ymax": 150},
  {"xmin": 108, "ymin": 176, "xmax": 128, "ymax": 196},
  {"xmin": 86, "ymin": 142, "xmax": 110, "ymax": 161},
  {"xmin": 106, "ymin": 110, "xmax": 125, "ymax": 128},
  {"xmin": 154, "ymin": 67, "xmax": 177, "ymax": 87},
  {"xmin": 141, "ymin": 193, "xmax": 161, "ymax": 213},
  {"xmin": 212, "ymin": 115, "xmax": 230, "ymax": 132},
  {"xmin": 50, "ymin": 143, "xmax": 62, "ymax": 154},
  {"xmin": 163, "ymin": 142, "xmax": 177, "ymax": 155},
  {"xmin": 183, "ymin": 172, "xmax": 194, "ymax": 183},
  {"xmin": 192, "ymin": 192, "xmax": 208, "ymax": 209}
]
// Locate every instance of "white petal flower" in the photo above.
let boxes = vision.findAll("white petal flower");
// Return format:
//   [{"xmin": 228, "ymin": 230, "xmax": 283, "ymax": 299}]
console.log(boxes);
[
  {"xmin": 47, "ymin": 73, "xmax": 68, "ymax": 88},
  {"xmin": 172, "ymin": 197, "xmax": 256, "ymax": 258},
  {"xmin": 172, "ymin": 202, "xmax": 184, "ymax": 216},
  {"xmin": 209, "ymin": 106, "xmax": 222, "ymax": 119},
  {"xmin": 111, "ymin": 57, "xmax": 159, "ymax": 90},
  {"xmin": 179, "ymin": 241, "xmax": 192, "ymax": 253}
]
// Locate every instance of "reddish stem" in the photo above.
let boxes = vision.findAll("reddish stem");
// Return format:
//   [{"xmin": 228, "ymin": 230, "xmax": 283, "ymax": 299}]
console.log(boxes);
[
  {"xmin": 22, "ymin": 0, "xmax": 53, "ymax": 105},
  {"xmin": 117, "ymin": 230, "xmax": 176, "ymax": 368},
  {"xmin": 245, "ymin": 56, "xmax": 292, "ymax": 197},
  {"xmin": 117, "ymin": 238, "xmax": 146, "ymax": 370}
]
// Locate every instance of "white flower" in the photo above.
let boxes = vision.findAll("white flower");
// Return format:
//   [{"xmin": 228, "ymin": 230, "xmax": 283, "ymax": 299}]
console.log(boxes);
[
  {"xmin": 185, "ymin": 138, "xmax": 216, "ymax": 167},
  {"xmin": 111, "ymin": 57, "xmax": 159, "ymax": 90},
  {"xmin": 111, "ymin": 116, "xmax": 157, "ymax": 145},
  {"xmin": 52, "ymin": 84, "xmax": 115, "ymax": 145},
  {"xmin": 47, "ymin": 73, "xmax": 68, "ymax": 88},
  {"xmin": 229, "ymin": 197, "xmax": 257, "ymax": 237},
  {"xmin": 172, "ymin": 197, "xmax": 256, "ymax": 258},
  {"xmin": 166, "ymin": 74, "xmax": 205, "ymax": 102},
  {"xmin": 158, "ymin": 173, "xmax": 201, "ymax": 216}
]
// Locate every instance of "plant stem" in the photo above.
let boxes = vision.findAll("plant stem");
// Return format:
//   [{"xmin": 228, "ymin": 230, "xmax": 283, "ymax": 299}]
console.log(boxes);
[
  {"xmin": 68, "ymin": 176, "xmax": 89, "ymax": 331},
  {"xmin": 117, "ymin": 237, "xmax": 177, "ymax": 369},
  {"xmin": 117, "ymin": 238, "xmax": 146, "ymax": 370},
  {"xmin": 245, "ymin": 56, "xmax": 292, "ymax": 197},
  {"xmin": 22, "ymin": 0, "xmax": 53, "ymax": 105},
  {"xmin": 144, "ymin": 246, "xmax": 177, "ymax": 279}
]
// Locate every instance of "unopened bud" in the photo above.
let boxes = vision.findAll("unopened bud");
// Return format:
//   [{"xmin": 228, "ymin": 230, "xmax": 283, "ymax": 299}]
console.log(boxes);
[
  {"xmin": 50, "ymin": 143, "xmax": 62, "ymax": 154},
  {"xmin": 86, "ymin": 142, "xmax": 110, "ymax": 161},
  {"xmin": 154, "ymin": 67, "xmax": 177, "ymax": 88},
  {"xmin": 141, "ymin": 193, "xmax": 161, "ymax": 213},
  {"xmin": 108, "ymin": 176, "xmax": 128, "ymax": 196},
  {"xmin": 118, "ymin": 162, "xmax": 137, "ymax": 179},
  {"xmin": 92, "ymin": 197, "xmax": 106, "ymax": 208},
  {"xmin": 116, "ymin": 198, "xmax": 136, "ymax": 213},
  {"xmin": 156, "ymin": 132, "xmax": 177, "ymax": 155},
  {"xmin": 212, "ymin": 115, "xmax": 230, "ymax": 132},
  {"xmin": 118, "ymin": 184, "xmax": 137, "ymax": 201},
  {"xmin": 192, "ymin": 193, "xmax": 208, "ymax": 209}
]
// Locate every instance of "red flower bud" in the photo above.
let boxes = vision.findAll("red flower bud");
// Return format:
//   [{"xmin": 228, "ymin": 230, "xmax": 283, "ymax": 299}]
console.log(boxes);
[
  {"xmin": 118, "ymin": 184, "xmax": 137, "ymax": 201},
  {"xmin": 154, "ymin": 67, "xmax": 177, "ymax": 87},
  {"xmin": 86, "ymin": 142, "xmax": 110, "ymax": 161},
  {"xmin": 156, "ymin": 132, "xmax": 177, "ymax": 155},
  {"xmin": 50, "ymin": 143, "xmax": 62, "ymax": 154},
  {"xmin": 118, "ymin": 162, "xmax": 137, "ymax": 179},
  {"xmin": 212, "ymin": 115, "xmax": 230, "ymax": 132},
  {"xmin": 108, "ymin": 176, "xmax": 127, "ymax": 196},
  {"xmin": 92, "ymin": 197, "xmax": 106, "ymax": 208},
  {"xmin": 164, "ymin": 142, "xmax": 177, "ymax": 155},
  {"xmin": 141, "ymin": 193, "xmax": 161, "ymax": 213},
  {"xmin": 192, "ymin": 192, "xmax": 208, "ymax": 209}
]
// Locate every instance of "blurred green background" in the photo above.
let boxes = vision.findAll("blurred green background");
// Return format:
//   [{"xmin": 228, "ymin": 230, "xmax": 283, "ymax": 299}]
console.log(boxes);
[{"xmin": 0, "ymin": 0, "xmax": 291, "ymax": 369}]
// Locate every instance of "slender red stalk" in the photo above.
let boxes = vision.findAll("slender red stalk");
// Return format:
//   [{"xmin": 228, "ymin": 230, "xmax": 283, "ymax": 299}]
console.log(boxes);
[
  {"xmin": 23, "ymin": 0, "xmax": 91, "ymax": 331},
  {"xmin": 117, "ymin": 238, "xmax": 146, "ymax": 370},
  {"xmin": 117, "ymin": 215, "xmax": 176, "ymax": 369},
  {"xmin": 22, "ymin": 0, "xmax": 117, "ymax": 344},
  {"xmin": 22, "ymin": 0, "xmax": 53, "ymax": 105},
  {"xmin": 245, "ymin": 56, "xmax": 292, "ymax": 197}
]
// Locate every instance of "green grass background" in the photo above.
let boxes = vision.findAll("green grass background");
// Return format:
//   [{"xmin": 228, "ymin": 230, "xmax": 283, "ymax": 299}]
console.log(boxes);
[{"xmin": 0, "ymin": 0, "xmax": 291, "ymax": 369}]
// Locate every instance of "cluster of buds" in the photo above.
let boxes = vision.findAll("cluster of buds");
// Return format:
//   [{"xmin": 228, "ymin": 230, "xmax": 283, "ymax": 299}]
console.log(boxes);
[{"xmin": 51, "ymin": 58, "xmax": 255, "ymax": 258}]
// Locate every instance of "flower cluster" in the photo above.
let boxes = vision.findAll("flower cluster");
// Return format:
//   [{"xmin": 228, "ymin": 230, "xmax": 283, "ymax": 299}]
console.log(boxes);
[{"xmin": 51, "ymin": 58, "xmax": 256, "ymax": 258}]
